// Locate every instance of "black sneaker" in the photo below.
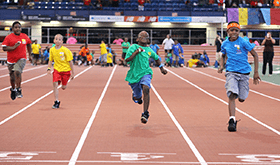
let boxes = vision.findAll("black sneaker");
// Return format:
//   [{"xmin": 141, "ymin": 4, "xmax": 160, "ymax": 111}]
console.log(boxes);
[
  {"xmin": 10, "ymin": 88, "xmax": 17, "ymax": 100},
  {"xmin": 141, "ymin": 111, "xmax": 149, "ymax": 124},
  {"xmin": 132, "ymin": 92, "xmax": 142, "ymax": 105},
  {"xmin": 16, "ymin": 88, "xmax": 23, "ymax": 98},
  {"xmin": 228, "ymin": 118, "xmax": 237, "ymax": 132},
  {"xmin": 52, "ymin": 101, "xmax": 60, "ymax": 109}
]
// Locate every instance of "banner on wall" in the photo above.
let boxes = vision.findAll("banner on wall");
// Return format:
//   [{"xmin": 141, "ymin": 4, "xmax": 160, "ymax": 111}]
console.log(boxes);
[
  {"xmin": 192, "ymin": 17, "xmax": 226, "ymax": 23},
  {"xmin": 158, "ymin": 16, "xmax": 191, "ymax": 22},
  {"xmin": 227, "ymin": 8, "xmax": 239, "ymax": 23},
  {"xmin": 89, "ymin": 15, "xmax": 124, "ymax": 22},
  {"xmin": 248, "ymin": 8, "xmax": 260, "ymax": 25},
  {"xmin": 270, "ymin": 8, "xmax": 280, "ymax": 25},
  {"xmin": 124, "ymin": 16, "xmax": 158, "ymax": 22},
  {"xmin": 260, "ymin": 8, "xmax": 270, "ymax": 25},
  {"xmin": 239, "ymin": 8, "xmax": 248, "ymax": 25}
]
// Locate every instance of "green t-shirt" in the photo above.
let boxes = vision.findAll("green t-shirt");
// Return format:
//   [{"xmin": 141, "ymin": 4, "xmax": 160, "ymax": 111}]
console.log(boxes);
[
  {"xmin": 125, "ymin": 44, "xmax": 159, "ymax": 84},
  {"xmin": 122, "ymin": 42, "xmax": 130, "ymax": 53}
]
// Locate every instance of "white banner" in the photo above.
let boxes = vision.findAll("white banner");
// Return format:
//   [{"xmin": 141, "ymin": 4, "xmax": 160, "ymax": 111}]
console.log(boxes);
[
  {"xmin": 192, "ymin": 17, "xmax": 226, "ymax": 23},
  {"xmin": 89, "ymin": 15, "xmax": 124, "ymax": 22}
]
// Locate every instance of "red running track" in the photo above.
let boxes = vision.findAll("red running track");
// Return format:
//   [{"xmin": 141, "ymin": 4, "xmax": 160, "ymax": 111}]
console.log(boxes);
[{"xmin": 0, "ymin": 64, "xmax": 279, "ymax": 165}]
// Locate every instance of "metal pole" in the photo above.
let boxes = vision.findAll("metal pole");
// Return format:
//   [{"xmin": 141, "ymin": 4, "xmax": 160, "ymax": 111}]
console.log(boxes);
[
  {"xmin": 189, "ymin": 30, "xmax": 191, "ymax": 45},
  {"xmin": 86, "ymin": 29, "xmax": 88, "ymax": 44},
  {"xmin": 221, "ymin": 22, "xmax": 224, "ymax": 39},
  {"xmin": 131, "ymin": 29, "xmax": 133, "ymax": 44},
  {"xmin": 47, "ymin": 28, "xmax": 50, "ymax": 44},
  {"xmin": 109, "ymin": 29, "xmax": 111, "ymax": 44},
  {"xmin": 150, "ymin": 29, "xmax": 152, "ymax": 43}
]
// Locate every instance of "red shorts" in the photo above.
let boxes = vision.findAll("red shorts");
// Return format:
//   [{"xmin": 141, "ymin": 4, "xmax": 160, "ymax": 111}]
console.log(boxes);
[{"xmin": 53, "ymin": 69, "xmax": 71, "ymax": 86}]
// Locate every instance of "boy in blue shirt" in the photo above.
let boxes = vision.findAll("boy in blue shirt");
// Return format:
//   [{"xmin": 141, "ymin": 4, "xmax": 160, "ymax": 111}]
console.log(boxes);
[
  {"xmin": 218, "ymin": 21, "xmax": 261, "ymax": 132},
  {"xmin": 199, "ymin": 50, "xmax": 210, "ymax": 66},
  {"xmin": 172, "ymin": 40, "xmax": 184, "ymax": 68}
]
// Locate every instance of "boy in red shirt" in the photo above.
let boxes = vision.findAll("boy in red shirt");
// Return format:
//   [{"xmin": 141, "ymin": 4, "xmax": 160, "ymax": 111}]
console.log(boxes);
[{"xmin": 2, "ymin": 21, "xmax": 32, "ymax": 100}]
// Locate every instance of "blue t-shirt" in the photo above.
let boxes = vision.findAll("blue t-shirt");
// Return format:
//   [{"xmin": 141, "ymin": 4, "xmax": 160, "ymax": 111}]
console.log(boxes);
[
  {"xmin": 150, "ymin": 44, "xmax": 160, "ymax": 54},
  {"xmin": 172, "ymin": 43, "xmax": 184, "ymax": 56},
  {"xmin": 107, "ymin": 47, "xmax": 112, "ymax": 54},
  {"xmin": 200, "ymin": 54, "xmax": 209, "ymax": 64},
  {"xmin": 243, "ymin": 36, "xmax": 249, "ymax": 42},
  {"xmin": 221, "ymin": 37, "xmax": 255, "ymax": 74}
]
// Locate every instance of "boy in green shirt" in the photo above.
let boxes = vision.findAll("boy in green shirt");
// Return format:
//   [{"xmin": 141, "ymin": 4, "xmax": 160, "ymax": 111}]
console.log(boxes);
[{"xmin": 125, "ymin": 31, "xmax": 167, "ymax": 124}]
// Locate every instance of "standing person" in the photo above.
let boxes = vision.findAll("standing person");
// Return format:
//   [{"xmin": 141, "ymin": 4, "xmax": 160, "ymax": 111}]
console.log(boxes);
[
  {"xmin": 31, "ymin": 39, "xmax": 41, "ymax": 66},
  {"xmin": 2, "ymin": 21, "xmax": 32, "ymax": 100},
  {"xmin": 66, "ymin": 35, "xmax": 77, "ymax": 44},
  {"xmin": 162, "ymin": 34, "xmax": 174, "ymax": 63},
  {"xmin": 149, "ymin": 41, "xmax": 160, "ymax": 67},
  {"xmin": 111, "ymin": 50, "xmax": 117, "ymax": 64},
  {"xmin": 47, "ymin": 34, "xmax": 74, "ymax": 109},
  {"xmin": 100, "ymin": 40, "xmax": 108, "ymax": 67},
  {"xmin": 125, "ymin": 31, "xmax": 167, "ymax": 124},
  {"xmin": 112, "ymin": 36, "xmax": 123, "ymax": 45},
  {"xmin": 215, "ymin": 32, "xmax": 223, "ymax": 67},
  {"xmin": 218, "ymin": 21, "xmax": 261, "ymax": 132},
  {"xmin": 242, "ymin": 31, "xmax": 249, "ymax": 42},
  {"xmin": 261, "ymin": 32, "xmax": 275, "ymax": 76},
  {"xmin": 122, "ymin": 37, "xmax": 130, "ymax": 67},
  {"xmin": 171, "ymin": 40, "xmax": 184, "ymax": 68},
  {"xmin": 107, "ymin": 52, "xmax": 113, "ymax": 67},
  {"xmin": 79, "ymin": 44, "xmax": 89, "ymax": 66}
]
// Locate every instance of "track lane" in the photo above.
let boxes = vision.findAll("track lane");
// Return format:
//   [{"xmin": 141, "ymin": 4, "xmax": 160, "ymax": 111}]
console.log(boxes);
[{"xmin": 152, "ymin": 67, "xmax": 280, "ymax": 164}]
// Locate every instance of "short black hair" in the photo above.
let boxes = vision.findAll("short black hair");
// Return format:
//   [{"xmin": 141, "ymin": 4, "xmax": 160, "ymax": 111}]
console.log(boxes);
[
  {"xmin": 12, "ymin": 21, "xmax": 21, "ymax": 28},
  {"xmin": 228, "ymin": 21, "xmax": 239, "ymax": 26},
  {"xmin": 242, "ymin": 31, "xmax": 247, "ymax": 36}
]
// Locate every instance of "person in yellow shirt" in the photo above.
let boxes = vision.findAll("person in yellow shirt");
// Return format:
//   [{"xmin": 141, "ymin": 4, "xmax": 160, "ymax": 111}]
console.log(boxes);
[
  {"xmin": 107, "ymin": 52, "xmax": 113, "ymax": 67},
  {"xmin": 31, "ymin": 39, "xmax": 41, "ymax": 66},
  {"xmin": 47, "ymin": 34, "xmax": 74, "ymax": 109},
  {"xmin": 100, "ymin": 40, "xmax": 107, "ymax": 67},
  {"xmin": 186, "ymin": 54, "xmax": 205, "ymax": 68}
]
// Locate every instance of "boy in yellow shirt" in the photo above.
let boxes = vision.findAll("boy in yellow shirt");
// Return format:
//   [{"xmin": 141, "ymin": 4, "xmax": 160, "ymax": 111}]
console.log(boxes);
[
  {"xmin": 107, "ymin": 52, "xmax": 113, "ymax": 67},
  {"xmin": 31, "ymin": 39, "xmax": 41, "ymax": 66},
  {"xmin": 100, "ymin": 40, "xmax": 107, "ymax": 67},
  {"xmin": 47, "ymin": 34, "xmax": 74, "ymax": 109}
]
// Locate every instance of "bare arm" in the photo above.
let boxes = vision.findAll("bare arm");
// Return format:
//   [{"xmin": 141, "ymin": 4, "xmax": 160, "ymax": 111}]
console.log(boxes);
[
  {"xmin": 27, "ymin": 44, "xmax": 32, "ymax": 61},
  {"xmin": 125, "ymin": 48, "xmax": 140, "ymax": 62},
  {"xmin": 261, "ymin": 38, "xmax": 266, "ymax": 45},
  {"xmin": 155, "ymin": 59, "xmax": 167, "ymax": 75},
  {"xmin": 69, "ymin": 60, "xmax": 75, "ymax": 80},
  {"xmin": 217, "ymin": 54, "xmax": 226, "ymax": 73},
  {"xmin": 2, "ymin": 42, "xmax": 20, "ymax": 51},
  {"xmin": 271, "ymin": 38, "xmax": 276, "ymax": 44},
  {"xmin": 250, "ymin": 49, "xmax": 261, "ymax": 84},
  {"xmin": 47, "ymin": 59, "xmax": 52, "ymax": 75}
]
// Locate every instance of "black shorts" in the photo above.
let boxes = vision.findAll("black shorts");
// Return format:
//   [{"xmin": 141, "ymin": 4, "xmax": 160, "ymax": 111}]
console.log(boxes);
[
  {"xmin": 165, "ymin": 49, "xmax": 172, "ymax": 53},
  {"xmin": 33, "ymin": 54, "xmax": 40, "ymax": 60},
  {"xmin": 122, "ymin": 52, "xmax": 127, "ymax": 59}
]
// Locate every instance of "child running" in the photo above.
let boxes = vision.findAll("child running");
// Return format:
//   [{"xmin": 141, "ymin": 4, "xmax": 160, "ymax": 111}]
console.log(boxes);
[
  {"xmin": 125, "ymin": 31, "xmax": 167, "ymax": 124},
  {"xmin": 2, "ymin": 21, "xmax": 32, "ymax": 100},
  {"xmin": 218, "ymin": 21, "xmax": 261, "ymax": 132},
  {"xmin": 47, "ymin": 34, "xmax": 74, "ymax": 109}
]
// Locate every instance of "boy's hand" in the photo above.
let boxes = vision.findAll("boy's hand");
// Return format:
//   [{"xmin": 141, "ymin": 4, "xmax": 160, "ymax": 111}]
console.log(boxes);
[
  {"xmin": 217, "ymin": 67, "xmax": 224, "ymax": 73},
  {"xmin": 253, "ymin": 72, "xmax": 261, "ymax": 85},
  {"xmin": 70, "ymin": 72, "xmax": 75, "ymax": 80},
  {"xmin": 47, "ymin": 70, "xmax": 52, "ymax": 75},
  {"xmin": 160, "ymin": 67, "xmax": 167, "ymax": 75}
]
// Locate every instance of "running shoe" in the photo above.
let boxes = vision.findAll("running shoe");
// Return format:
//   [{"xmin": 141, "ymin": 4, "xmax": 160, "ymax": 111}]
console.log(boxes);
[
  {"xmin": 52, "ymin": 100, "xmax": 60, "ymax": 109},
  {"xmin": 141, "ymin": 111, "xmax": 149, "ymax": 124},
  {"xmin": 16, "ymin": 88, "xmax": 23, "ymax": 98},
  {"xmin": 228, "ymin": 118, "xmax": 237, "ymax": 132},
  {"xmin": 10, "ymin": 88, "xmax": 17, "ymax": 100},
  {"xmin": 132, "ymin": 92, "xmax": 143, "ymax": 105}
]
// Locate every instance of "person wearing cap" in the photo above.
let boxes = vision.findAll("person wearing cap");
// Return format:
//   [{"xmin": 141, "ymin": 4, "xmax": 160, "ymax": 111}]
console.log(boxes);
[{"xmin": 217, "ymin": 21, "xmax": 261, "ymax": 132}]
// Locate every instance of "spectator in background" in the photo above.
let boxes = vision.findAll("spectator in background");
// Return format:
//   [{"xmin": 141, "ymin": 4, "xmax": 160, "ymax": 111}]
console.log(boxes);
[
  {"xmin": 200, "ymin": 50, "xmax": 210, "ymax": 66},
  {"xmin": 31, "ymin": 39, "xmax": 41, "ymax": 66},
  {"xmin": 215, "ymin": 32, "xmax": 223, "ymax": 67},
  {"xmin": 113, "ymin": 36, "xmax": 124, "ymax": 45},
  {"xmin": 112, "ymin": 50, "xmax": 117, "ymax": 64},
  {"xmin": 162, "ymin": 34, "xmax": 174, "ymax": 63},
  {"xmin": 107, "ymin": 44, "xmax": 112, "ymax": 54},
  {"xmin": 261, "ymin": 32, "xmax": 275, "ymax": 76},
  {"xmin": 122, "ymin": 37, "xmax": 130, "ymax": 67},
  {"xmin": 66, "ymin": 35, "xmax": 77, "ymax": 44},
  {"xmin": 112, "ymin": 0, "xmax": 119, "ymax": 7},
  {"xmin": 138, "ymin": 0, "xmax": 145, "ymax": 11},
  {"xmin": 42, "ymin": 46, "xmax": 50, "ymax": 64},
  {"xmin": 79, "ymin": 44, "xmax": 89, "ymax": 66},
  {"xmin": 84, "ymin": 0, "xmax": 91, "ymax": 6},
  {"xmin": 274, "ymin": 0, "xmax": 280, "ymax": 8},
  {"xmin": 250, "ymin": 0, "xmax": 258, "ymax": 7},
  {"xmin": 242, "ymin": 31, "xmax": 249, "ymax": 42},
  {"xmin": 96, "ymin": 0, "xmax": 103, "ymax": 9},
  {"xmin": 124, "ymin": 0, "xmax": 131, "ymax": 2},
  {"xmin": 100, "ymin": 40, "xmax": 108, "ymax": 67},
  {"xmin": 171, "ymin": 40, "xmax": 184, "ymax": 68}
]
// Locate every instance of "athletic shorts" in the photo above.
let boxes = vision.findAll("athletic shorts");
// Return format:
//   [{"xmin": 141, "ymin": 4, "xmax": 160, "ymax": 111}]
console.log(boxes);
[
  {"xmin": 8, "ymin": 58, "xmax": 26, "ymax": 74},
  {"xmin": 225, "ymin": 72, "xmax": 250, "ymax": 100},
  {"xmin": 100, "ymin": 54, "xmax": 107, "ymax": 63},
  {"xmin": 53, "ymin": 69, "xmax": 71, "ymax": 86},
  {"xmin": 122, "ymin": 52, "xmax": 127, "ymax": 59},
  {"xmin": 165, "ymin": 49, "xmax": 172, "ymax": 53},
  {"xmin": 129, "ymin": 74, "xmax": 151, "ymax": 99},
  {"xmin": 33, "ymin": 54, "xmax": 40, "ymax": 60}
]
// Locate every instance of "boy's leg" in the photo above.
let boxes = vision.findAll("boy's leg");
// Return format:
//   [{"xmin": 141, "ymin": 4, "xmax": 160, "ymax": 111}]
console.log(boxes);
[
  {"xmin": 228, "ymin": 92, "xmax": 236, "ymax": 117},
  {"xmin": 53, "ymin": 82, "xmax": 59, "ymax": 101},
  {"xmin": 142, "ymin": 84, "xmax": 150, "ymax": 112},
  {"xmin": 8, "ymin": 64, "xmax": 17, "ymax": 100}
]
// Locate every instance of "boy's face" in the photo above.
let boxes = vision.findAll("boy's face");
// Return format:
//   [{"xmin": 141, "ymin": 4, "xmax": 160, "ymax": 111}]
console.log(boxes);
[
  {"xmin": 227, "ymin": 27, "xmax": 240, "ymax": 41},
  {"xmin": 138, "ymin": 31, "xmax": 149, "ymax": 45},
  {"xmin": 54, "ymin": 35, "xmax": 63, "ymax": 46},
  {"xmin": 12, "ymin": 23, "xmax": 21, "ymax": 35}
]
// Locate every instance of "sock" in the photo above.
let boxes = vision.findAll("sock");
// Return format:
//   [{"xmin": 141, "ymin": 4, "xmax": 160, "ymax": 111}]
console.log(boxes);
[
  {"xmin": 230, "ymin": 116, "xmax": 236, "ymax": 122},
  {"xmin": 12, "ymin": 88, "xmax": 17, "ymax": 91}
]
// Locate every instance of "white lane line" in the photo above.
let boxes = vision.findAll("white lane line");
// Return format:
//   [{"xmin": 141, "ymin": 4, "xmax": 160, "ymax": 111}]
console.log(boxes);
[
  {"xmin": 151, "ymin": 84, "xmax": 207, "ymax": 165},
  {"xmin": 187, "ymin": 68, "xmax": 280, "ymax": 102},
  {"xmin": 167, "ymin": 69, "xmax": 280, "ymax": 136},
  {"xmin": 0, "ymin": 65, "xmax": 46, "ymax": 78},
  {"xmin": 0, "ymin": 66, "xmax": 92, "ymax": 126},
  {"xmin": 68, "ymin": 65, "xmax": 117, "ymax": 165},
  {"xmin": 0, "ymin": 73, "xmax": 47, "ymax": 92}
]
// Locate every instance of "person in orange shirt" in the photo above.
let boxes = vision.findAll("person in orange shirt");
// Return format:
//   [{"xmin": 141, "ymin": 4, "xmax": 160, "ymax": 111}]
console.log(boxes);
[
  {"xmin": 274, "ymin": 0, "xmax": 280, "ymax": 7},
  {"xmin": 79, "ymin": 44, "xmax": 89, "ymax": 66},
  {"xmin": 86, "ymin": 52, "xmax": 93, "ymax": 65}
]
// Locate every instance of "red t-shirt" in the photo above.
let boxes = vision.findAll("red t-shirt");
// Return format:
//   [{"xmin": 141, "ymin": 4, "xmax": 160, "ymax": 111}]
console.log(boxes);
[
  {"xmin": 84, "ymin": 0, "xmax": 91, "ymax": 6},
  {"xmin": 138, "ymin": 0, "xmax": 145, "ymax": 5},
  {"xmin": 2, "ymin": 33, "xmax": 31, "ymax": 63}
]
